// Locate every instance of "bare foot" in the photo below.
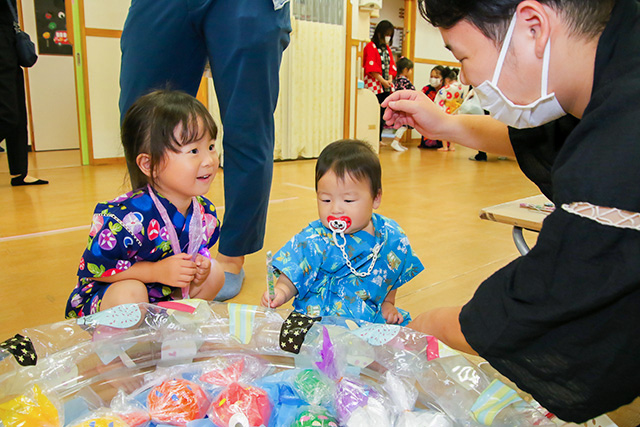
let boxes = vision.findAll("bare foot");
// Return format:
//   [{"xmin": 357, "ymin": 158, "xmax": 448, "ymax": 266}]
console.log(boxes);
[{"xmin": 436, "ymin": 147, "xmax": 448, "ymax": 152}]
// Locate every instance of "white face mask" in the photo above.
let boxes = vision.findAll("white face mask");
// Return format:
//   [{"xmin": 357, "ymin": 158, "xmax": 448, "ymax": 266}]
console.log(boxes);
[
  {"xmin": 384, "ymin": 36, "xmax": 391, "ymax": 45},
  {"xmin": 473, "ymin": 13, "xmax": 566, "ymax": 129},
  {"xmin": 430, "ymin": 77, "xmax": 442, "ymax": 87}
]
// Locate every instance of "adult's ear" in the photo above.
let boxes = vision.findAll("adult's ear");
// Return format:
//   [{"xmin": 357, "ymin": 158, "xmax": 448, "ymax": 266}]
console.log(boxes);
[
  {"xmin": 136, "ymin": 153, "xmax": 152, "ymax": 178},
  {"xmin": 516, "ymin": 1, "xmax": 552, "ymax": 59}
]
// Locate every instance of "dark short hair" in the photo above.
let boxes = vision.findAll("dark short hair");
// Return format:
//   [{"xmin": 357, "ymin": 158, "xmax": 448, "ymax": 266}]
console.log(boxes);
[
  {"xmin": 396, "ymin": 57, "xmax": 414, "ymax": 75},
  {"xmin": 431, "ymin": 65, "xmax": 446, "ymax": 77},
  {"xmin": 418, "ymin": 0, "xmax": 614, "ymax": 44},
  {"xmin": 316, "ymin": 140, "xmax": 382, "ymax": 198},
  {"xmin": 372, "ymin": 20, "xmax": 395, "ymax": 49},
  {"xmin": 121, "ymin": 90, "xmax": 218, "ymax": 190},
  {"xmin": 442, "ymin": 66, "xmax": 459, "ymax": 82}
]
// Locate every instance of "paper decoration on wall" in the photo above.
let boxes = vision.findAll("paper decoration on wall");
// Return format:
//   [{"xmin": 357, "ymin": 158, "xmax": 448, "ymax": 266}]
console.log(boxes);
[{"xmin": 34, "ymin": 0, "xmax": 72, "ymax": 55}]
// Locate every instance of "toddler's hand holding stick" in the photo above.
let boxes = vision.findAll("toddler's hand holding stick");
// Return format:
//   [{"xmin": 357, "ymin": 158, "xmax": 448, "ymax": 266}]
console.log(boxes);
[{"xmin": 266, "ymin": 251, "xmax": 276, "ymax": 306}]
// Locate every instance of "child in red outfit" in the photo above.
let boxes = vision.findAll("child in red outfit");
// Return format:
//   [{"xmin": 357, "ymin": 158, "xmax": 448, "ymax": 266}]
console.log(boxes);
[{"xmin": 363, "ymin": 20, "xmax": 397, "ymax": 143}]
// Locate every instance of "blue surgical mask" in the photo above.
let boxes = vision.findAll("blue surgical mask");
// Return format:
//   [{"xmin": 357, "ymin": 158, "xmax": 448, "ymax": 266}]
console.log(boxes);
[{"xmin": 474, "ymin": 13, "xmax": 566, "ymax": 129}]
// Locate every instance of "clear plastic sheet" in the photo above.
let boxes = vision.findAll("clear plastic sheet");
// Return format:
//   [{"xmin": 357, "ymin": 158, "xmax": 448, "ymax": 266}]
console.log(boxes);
[{"xmin": 0, "ymin": 302, "xmax": 557, "ymax": 426}]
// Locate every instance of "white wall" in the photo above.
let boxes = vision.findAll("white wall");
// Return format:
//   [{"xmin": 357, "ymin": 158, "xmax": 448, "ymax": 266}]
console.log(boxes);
[
  {"xmin": 83, "ymin": 0, "xmax": 129, "ymax": 30},
  {"xmin": 373, "ymin": 0, "xmax": 403, "ymax": 28},
  {"xmin": 85, "ymin": 36, "xmax": 122, "ymax": 160},
  {"xmin": 82, "ymin": 0, "xmax": 129, "ymax": 160},
  {"xmin": 414, "ymin": 13, "xmax": 457, "ymax": 62}
]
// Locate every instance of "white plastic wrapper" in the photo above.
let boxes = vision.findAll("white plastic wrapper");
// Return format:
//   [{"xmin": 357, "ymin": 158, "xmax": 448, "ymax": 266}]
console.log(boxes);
[
  {"xmin": 395, "ymin": 411, "xmax": 453, "ymax": 427},
  {"xmin": 0, "ymin": 303, "xmax": 557, "ymax": 427}
]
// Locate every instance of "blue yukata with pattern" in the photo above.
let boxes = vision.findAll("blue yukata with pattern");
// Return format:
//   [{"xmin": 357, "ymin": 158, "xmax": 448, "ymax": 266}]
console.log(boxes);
[
  {"xmin": 65, "ymin": 187, "xmax": 219, "ymax": 318},
  {"xmin": 272, "ymin": 213, "xmax": 424, "ymax": 325}
]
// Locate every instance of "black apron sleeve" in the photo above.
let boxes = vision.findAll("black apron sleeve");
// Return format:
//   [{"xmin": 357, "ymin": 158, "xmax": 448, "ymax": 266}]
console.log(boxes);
[
  {"xmin": 460, "ymin": 207, "xmax": 640, "ymax": 422},
  {"xmin": 464, "ymin": 0, "xmax": 640, "ymax": 421},
  {"xmin": 508, "ymin": 115, "xmax": 580, "ymax": 201}
]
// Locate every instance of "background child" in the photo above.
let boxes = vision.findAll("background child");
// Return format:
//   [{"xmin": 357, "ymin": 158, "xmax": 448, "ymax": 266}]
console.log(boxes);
[
  {"xmin": 261, "ymin": 140, "xmax": 424, "ymax": 325},
  {"xmin": 419, "ymin": 65, "xmax": 446, "ymax": 149},
  {"xmin": 390, "ymin": 57, "xmax": 415, "ymax": 152},
  {"xmin": 363, "ymin": 20, "xmax": 397, "ymax": 144},
  {"xmin": 434, "ymin": 67, "xmax": 465, "ymax": 152},
  {"xmin": 65, "ymin": 90, "xmax": 225, "ymax": 318}
]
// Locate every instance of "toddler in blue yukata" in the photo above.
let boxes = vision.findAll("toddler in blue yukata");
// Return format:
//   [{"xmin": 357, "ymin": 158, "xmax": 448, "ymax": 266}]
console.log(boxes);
[{"xmin": 261, "ymin": 139, "xmax": 424, "ymax": 325}]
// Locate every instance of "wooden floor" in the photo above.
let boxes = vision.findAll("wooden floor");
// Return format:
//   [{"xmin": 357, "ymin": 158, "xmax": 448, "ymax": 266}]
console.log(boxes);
[
  {"xmin": 1, "ymin": 142, "xmax": 637, "ymax": 425},
  {"xmin": 0, "ymin": 142, "xmax": 540, "ymax": 337}
]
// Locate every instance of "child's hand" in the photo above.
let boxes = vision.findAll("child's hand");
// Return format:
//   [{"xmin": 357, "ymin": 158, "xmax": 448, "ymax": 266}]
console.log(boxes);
[
  {"xmin": 382, "ymin": 301, "xmax": 404, "ymax": 324},
  {"xmin": 156, "ymin": 253, "xmax": 196, "ymax": 288},
  {"xmin": 261, "ymin": 287, "xmax": 288, "ymax": 309},
  {"xmin": 191, "ymin": 254, "xmax": 211, "ymax": 287}
]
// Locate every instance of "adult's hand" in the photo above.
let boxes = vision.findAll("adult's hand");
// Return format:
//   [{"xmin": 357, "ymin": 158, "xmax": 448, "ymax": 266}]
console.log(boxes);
[
  {"xmin": 383, "ymin": 91, "xmax": 514, "ymax": 156},
  {"xmin": 381, "ymin": 90, "xmax": 450, "ymax": 139}
]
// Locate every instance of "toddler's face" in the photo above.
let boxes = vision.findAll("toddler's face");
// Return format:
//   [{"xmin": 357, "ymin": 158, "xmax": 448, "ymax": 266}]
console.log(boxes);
[{"xmin": 316, "ymin": 169, "xmax": 381, "ymax": 235}]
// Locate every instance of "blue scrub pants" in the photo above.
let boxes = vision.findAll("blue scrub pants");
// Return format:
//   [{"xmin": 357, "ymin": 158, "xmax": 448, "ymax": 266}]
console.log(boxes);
[{"xmin": 119, "ymin": 0, "xmax": 291, "ymax": 257}]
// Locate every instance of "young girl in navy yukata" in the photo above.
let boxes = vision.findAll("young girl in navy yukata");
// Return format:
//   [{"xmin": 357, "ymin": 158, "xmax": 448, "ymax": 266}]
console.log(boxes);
[
  {"xmin": 261, "ymin": 140, "xmax": 424, "ymax": 326},
  {"xmin": 390, "ymin": 57, "xmax": 415, "ymax": 152},
  {"xmin": 65, "ymin": 90, "xmax": 225, "ymax": 318}
]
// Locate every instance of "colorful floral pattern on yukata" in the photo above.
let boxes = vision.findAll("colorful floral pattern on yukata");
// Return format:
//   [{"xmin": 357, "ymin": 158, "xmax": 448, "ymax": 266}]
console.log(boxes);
[
  {"xmin": 65, "ymin": 187, "xmax": 219, "ymax": 318},
  {"xmin": 435, "ymin": 82, "xmax": 465, "ymax": 114},
  {"xmin": 394, "ymin": 75, "xmax": 415, "ymax": 92},
  {"xmin": 272, "ymin": 213, "xmax": 424, "ymax": 325}
]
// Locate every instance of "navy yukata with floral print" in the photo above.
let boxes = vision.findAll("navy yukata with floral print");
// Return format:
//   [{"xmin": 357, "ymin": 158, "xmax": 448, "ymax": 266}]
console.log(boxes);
[
  {"xmin": 272, "ymin": 213, "xmax": 424, "ymax": 325},
  {"xmin": 65, "ymin": 187, "xmax": 219, "ymax": 318}
]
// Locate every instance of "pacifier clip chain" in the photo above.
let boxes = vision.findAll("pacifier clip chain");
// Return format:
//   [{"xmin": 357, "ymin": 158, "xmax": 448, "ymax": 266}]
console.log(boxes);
[{"xmin": 328, "ymin": 215, "xmax": 381, "ymax": 278}]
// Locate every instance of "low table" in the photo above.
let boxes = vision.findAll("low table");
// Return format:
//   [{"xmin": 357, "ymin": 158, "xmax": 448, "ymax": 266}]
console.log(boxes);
[{"xmin": 479, "ymin": 194, "xmax": 553, "ymax": 255}]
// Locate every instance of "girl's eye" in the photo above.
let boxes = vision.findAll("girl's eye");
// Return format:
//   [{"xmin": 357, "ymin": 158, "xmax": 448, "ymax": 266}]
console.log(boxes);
[
  {"xmin": 209, "ymin": 144, "xmax": 216, "ymax": 151},
  {"xmin": 345, "ymin": 200, "xmax": 354, "ymax": 203},
  {"xmin": 190, "ymin": 148, "xmax": 198, "ymax": 154}
]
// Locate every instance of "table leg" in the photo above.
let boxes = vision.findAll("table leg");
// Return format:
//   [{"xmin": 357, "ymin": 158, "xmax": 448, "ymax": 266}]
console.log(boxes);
[{"xmin": 512, "ymin": 226, "xmax": 530, "ymax": 255}]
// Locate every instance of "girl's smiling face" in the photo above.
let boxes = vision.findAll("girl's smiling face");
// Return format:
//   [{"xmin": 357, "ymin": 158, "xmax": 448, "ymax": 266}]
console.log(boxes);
[
  {"xmin": 147, "ymin": 119, "xmax": 219, "ymax": 214},
  {"xmin": 316, "ymin": 169, "xmax": 381, "ymax": 236}
]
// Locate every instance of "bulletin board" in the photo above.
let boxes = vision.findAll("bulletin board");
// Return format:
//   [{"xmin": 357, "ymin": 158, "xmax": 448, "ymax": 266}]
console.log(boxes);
[{"xmin": 34, "ymin": 0, "xmax": 72, "ymax": 55}]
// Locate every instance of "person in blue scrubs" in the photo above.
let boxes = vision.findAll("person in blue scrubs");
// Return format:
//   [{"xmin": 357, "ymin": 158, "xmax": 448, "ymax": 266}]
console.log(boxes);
[{"xmin": 118, "ymin": 0, "xmax": 291, "ymax": 300}]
